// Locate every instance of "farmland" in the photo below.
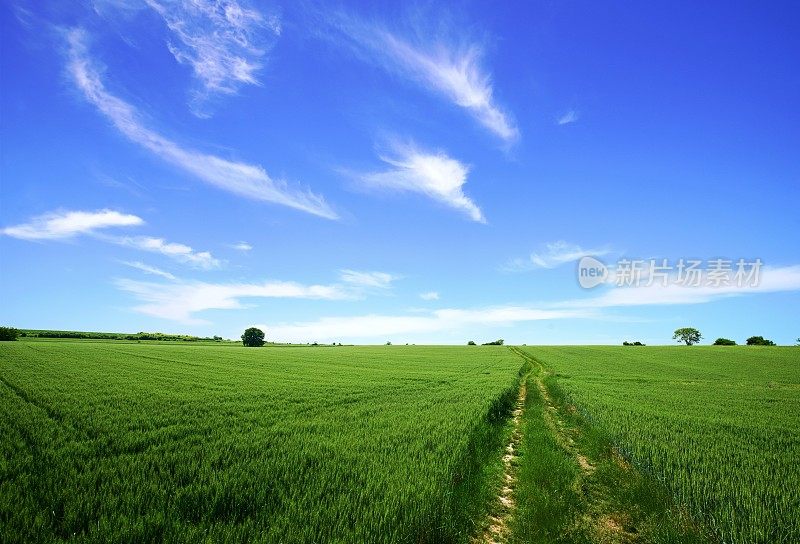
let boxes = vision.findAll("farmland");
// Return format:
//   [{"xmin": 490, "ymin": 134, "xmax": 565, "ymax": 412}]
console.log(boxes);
[
  {"xmin": 0, "ymin": 342, "xmax": 524, "ymax": 543},
  {"xmin": 520, "ymin": 346, "xmax": 800, "ymax": 544},
  {"xmin": 1, "ymin": 341, "xmax": 798, "ymax": 544}
]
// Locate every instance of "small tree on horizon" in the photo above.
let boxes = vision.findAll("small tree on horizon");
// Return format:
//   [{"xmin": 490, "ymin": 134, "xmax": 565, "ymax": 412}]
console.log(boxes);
[
  {"xmin": 241, "ymin": 327, "xmax": 265, "ymax": 347},
  {"xmin": 673, "ymin": 327, "xmax": 702, "ymax": 346}
]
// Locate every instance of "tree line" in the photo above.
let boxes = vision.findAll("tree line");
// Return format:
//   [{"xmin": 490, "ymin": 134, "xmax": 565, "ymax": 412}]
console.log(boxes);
[{"xmin": 0, "ymin": 328, "xmax": 226, "ymax": 342}]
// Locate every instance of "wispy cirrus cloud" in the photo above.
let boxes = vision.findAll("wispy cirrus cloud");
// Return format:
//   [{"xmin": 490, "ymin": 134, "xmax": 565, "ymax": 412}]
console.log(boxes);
[
  {"xmin": 231, "ymin": 241, "xmax": 253, "ymax": 251},
  {"xmin": 339, "ymin": 269, "xmax": 397, "ymax": 289},
  {"xmin": 261, "ymin": 264, "xmax": 800, "ymax": 342},
  {"xmin": 114, "ymin": 236, "xmax": 221, "ymax": 269},
  {"xmin": 557, "ymin": 110, "xmax": 579, "ymax": 125},
  {"xmin": 65, "ymin": 28, "xmax": 337, "ymax": 219},
  {"xmin": 3, "ymin": 208, "xmax": 221, "ymax": 269},
  {"xmin": 116, "ymin": 277, "xmax": 354, "ymax": 323},
  {"xmin": 116, "ymin": 268, "xmax": 400, "ymax": 322},
  {"xmin": 144, "ymin": 0, "xmax": 280, "ymax": 115},
  {"xmin": 264, "ymin": 305, "xmax": 594, "ymax": 343},
  {"xmin": 502, "ymin": 241, "xmax": 610, "ymax": 272},
  {"xmin": 358, "ymin": 142, "xmax": 484, "ymax": 222},
  {"xmin": 321, "ymin": 9, "xmax": 518, "ymax": 143},
  {"xmin": 1, "ymin": 209, "xmax": 143, "ymax": 240},
  {"xmin": 121, "ymin": 260, "xmax": 177, "ymax": 280}
]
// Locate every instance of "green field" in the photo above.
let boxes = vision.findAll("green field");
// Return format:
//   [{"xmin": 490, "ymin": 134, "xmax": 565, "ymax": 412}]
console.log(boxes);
[
  {"xmin": 521, "ymin": 346, "xmax": 800, "ymax": 544},
  {"xmin": 1, "ymin": 341, "xmax": 798, "ymax": 543},
  {"xmin": 0, "ymin": 342, "xmax": 524, "ymax": 543}
]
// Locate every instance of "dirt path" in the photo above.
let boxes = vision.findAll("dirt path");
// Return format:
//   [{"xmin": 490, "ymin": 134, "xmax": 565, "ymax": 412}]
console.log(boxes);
[
  {"xmin": 512, "ymin": 349, "xmax": 642, "ymax": 543},
  {"xmin": 481, "ymin": 348, "xmax": 710, "ymax": 544},
  {"xmin": 475, "ymin": 372, "xmax": 528, "ymax": 544},
  {"xmin": 534, "ymin": 375, "xmax": 595, "ymax": 477}
]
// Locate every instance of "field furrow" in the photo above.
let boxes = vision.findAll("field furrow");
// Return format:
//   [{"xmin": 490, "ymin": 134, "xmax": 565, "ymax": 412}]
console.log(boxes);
[{"xmin": 0, "ymin": 342, "xmax": 523, "ymax": 543}]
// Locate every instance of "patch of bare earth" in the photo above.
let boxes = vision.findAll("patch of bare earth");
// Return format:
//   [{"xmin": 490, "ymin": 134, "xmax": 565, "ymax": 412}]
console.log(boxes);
[
  {"xmin": 475, "ymin": 377, "xmax": 528, "ymax": 544},
  {"xmin": 612, "ymin": 449, "xmax": 632, "ymax": 471},
  {"xmin": 595, "ymin": 513, "xmax": 638, "ymax": 543}
]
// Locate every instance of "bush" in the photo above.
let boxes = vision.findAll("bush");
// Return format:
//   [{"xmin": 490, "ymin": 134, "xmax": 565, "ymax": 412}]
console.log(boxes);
[
  {"xmin": 623, "ymin": 341, "xmax": 645, "ymax": 346},
  {"xmin": 713, "ymin": 338, "xmax": 737, "ymax": 346},
  {"xmin": 467, "ymin": 340, "xmax": 476, "ymax": 346},
  {"xmin": 482, "ymin": 339, "xmax": 505, "ymax": 346},
  {"xmin": 746, "ymin": 336, "xmax": 775, "ymax": 346},
  {"xmin": 241, "ymin": 327, "xmax": 265, "ymax": 347},
  {"xmin": 0, "ymin": 327, "xmax": 20, "ymax": 341}
]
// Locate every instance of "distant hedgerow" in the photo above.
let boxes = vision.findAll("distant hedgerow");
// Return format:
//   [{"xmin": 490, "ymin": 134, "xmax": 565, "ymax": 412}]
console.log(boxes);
[{"xmin": 0, "ymin": 326, "xmax": 20, "ymax": 341}]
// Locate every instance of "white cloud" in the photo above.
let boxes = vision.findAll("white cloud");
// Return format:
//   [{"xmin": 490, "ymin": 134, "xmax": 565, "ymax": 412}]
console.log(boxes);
[
  {"xmin": 231, "ymin": 241, "xmax": 253, "ymax": 251},
  {"xmin": 1, "ymin": 209, "xmax": 143, "ymax": 240},
  {"xmin": 324, "ymin": 11, "xmax": 517, "ymax": 143},
  {"xmin": 502, "ymin": 241, "xmax": 610, "ymax": 271},
  {"xmin": 339, "ymin": 269, "xmax": 397, "ymax": 289},
  {"xmin": 115, "ymin": 236, "xmax": 221, "ymax": 269},
  {"xmin": 359, "ymin": 142, "xmax": 484, "ymax": 222},
  {"xmin": 144, "ymin": 0, "xmax": 280, "ymax": 114},
  {"xmin": 2, "ymin": 208, "xmax": 220, "ymax": 270},
  {"xmin": 116, "ymin": 268, "xmax": 400, "ymax": 322},
  {"xmin": 65, "ymin": 28, "xmax": 337, "ymax": 219},
  {"xmin": 265, "ymin": 305, "xmax": 594, "ymax": 343},
  {"xmin": 419, "ymin": 291, "xmax": 439, "ymax": 300},
  {"xmin": 116, "ymin": 278, "xmax": 352, "ymax": 323},
  {"xmin": 261, "ymin": 264, "xmax": 800, "ymax": 342},
  {"xmin": 559, "ymin": 265, "xmax": 800, "ymax": 309},
  {"xmin": 557, "ymin": 110, "xmax": 579, "ymax": 125},
  {"xmin": 121, "ymin": 260, "xmax": 177, "ymax": 280}
]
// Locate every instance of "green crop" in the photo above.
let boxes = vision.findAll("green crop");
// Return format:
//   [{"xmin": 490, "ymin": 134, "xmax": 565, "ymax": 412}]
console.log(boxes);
[
  {"xmin": 4, "ymin": 341, "xmax": 796, "ymax": 543},
  {"xmin": 0, "ymin": 342, "xmax": 523, "ymax": 543},
  {"xmin": 521, "ymin": 346, "xmax": 800, "ymax": 544}
]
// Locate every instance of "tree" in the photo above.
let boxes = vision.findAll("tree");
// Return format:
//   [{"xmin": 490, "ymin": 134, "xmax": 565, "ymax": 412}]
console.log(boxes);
[
  {"xmin": 482, "ymin": 339, "xmax": 505, "ymax": 346},
  {"xmin": 0, "ymin": 327, "xmax": 20, "ymax": 341},
  {"xmin": 467, "ymin": 340, "xmax": 476, "ymax": 346},
  {"xmin": 241, "ymin": 327, "xmax": 265, "ymax": 347},
  {"xmin": 746, "ymin": 335, "xmax": 775, "ymax": 346},
  {"xmin": 713, "ymin": 338, "xmax": 736, "ymax": 346},
  {"xmin": 673, "ymin": 327, "xmax": 701, "ymax": 345}
]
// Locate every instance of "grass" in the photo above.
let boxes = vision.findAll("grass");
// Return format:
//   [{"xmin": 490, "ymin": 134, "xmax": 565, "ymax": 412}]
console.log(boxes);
[
  {"xmin": 518, "ymin": 346, "xmax": 800, "ymax": 544},
  {"xmin": 0, "ymin": 341, "xmax": 523, "ymax": 543}
]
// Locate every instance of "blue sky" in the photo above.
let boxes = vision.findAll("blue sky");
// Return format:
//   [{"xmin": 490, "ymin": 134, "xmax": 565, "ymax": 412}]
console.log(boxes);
[{"xmin": 1, "ymin": 0, "xmax": 799, "ymax": 344}]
